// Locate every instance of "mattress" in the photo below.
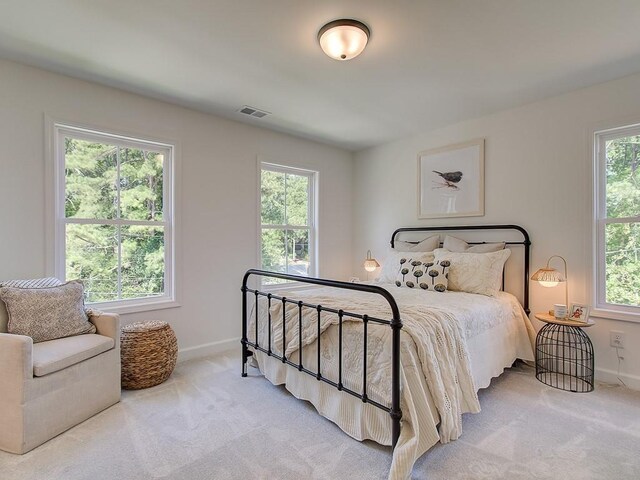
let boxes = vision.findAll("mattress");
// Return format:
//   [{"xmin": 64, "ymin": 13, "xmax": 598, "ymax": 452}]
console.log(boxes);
[{"xmin": 248, "ymin": 284, "xmax": 535, "ymax": 480}]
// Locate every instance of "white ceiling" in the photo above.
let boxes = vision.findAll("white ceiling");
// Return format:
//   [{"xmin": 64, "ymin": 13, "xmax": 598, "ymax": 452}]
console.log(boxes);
[{"xmin": 2, "ymin": 1, "xmax": 640, "ymax": 151}]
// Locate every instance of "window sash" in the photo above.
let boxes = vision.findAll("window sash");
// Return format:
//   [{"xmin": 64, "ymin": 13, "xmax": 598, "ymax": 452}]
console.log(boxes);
[
  {"xmin": 259, "ymin": 162, "xmax": 316, "ymax": 281},
  {"xmin": 261, "ymin": 224, "xmax": 310, "ymax": 230},
  {"xmin": 54, "ymin": 123, "xmax": 174, "ymax": 307},
  {"xmin": 594, "ymin": 126, "xmax": 640, "ymax": 316}
]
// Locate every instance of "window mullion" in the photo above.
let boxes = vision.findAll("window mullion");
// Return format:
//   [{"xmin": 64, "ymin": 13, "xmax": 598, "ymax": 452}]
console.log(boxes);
[
  {"xmin": 284, "ymin": 228, "xmax": 289, "ymax": 275},
  {"xmin": 602, "ymin": 216, "xmax": 640, "ymax": 224},
  {"xmin": 283, "ymin": 173, "xmax": 288, "ymax": 228},
  {"xmin": 116, "ymin": 146, "xmax": 121, "ymax": 221},
  {"xmin": 116, "ymin": 146, "xmax": 122, "ymax": 300},
  {"xmin": 262, "ymin": 224, "xmax": 308, "ymax": 230},
  {"xmin": 117, "ymin": 224, "xmax": 122, "ymax": 301},
  {"xmin": 65, "ymin": 218, "xmax": 167, "ymax": 227}
]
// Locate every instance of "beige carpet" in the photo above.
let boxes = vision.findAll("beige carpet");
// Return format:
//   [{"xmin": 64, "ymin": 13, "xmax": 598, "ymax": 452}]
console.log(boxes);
[{"xmin": 2, "ymin": 351, "xmax": 639, "ymax": 480}]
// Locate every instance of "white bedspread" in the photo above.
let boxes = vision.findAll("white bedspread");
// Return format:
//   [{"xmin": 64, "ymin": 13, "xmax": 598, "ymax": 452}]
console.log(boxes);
[{"xmin": 248, "ymin": 285, "xmax": 534, "ymax": 480}]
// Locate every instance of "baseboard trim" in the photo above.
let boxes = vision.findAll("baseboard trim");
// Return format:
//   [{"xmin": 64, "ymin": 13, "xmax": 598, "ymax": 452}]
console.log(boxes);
[
  {"xmin": 595, "ymin": 367, "xmax": 640, "ymax": 391},
  {"xmin": 178, "ymin": 337, "xmax": 239, "ymax": 363}
]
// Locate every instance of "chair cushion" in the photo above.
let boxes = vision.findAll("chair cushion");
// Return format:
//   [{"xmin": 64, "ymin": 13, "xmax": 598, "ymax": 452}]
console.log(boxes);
[{"xmin": 32, "ymin": 334, "xmax": 114, "ymax": 377}]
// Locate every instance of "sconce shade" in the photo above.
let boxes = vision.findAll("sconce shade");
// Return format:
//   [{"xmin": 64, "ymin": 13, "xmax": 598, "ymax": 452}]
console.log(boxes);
[
  {"xmin": 363, "ymin": 250, "xmax": 380, "ymax": 272},
  {"xmin": 318, "ymin": 19, "xmax": 370, "ymax": 60}
]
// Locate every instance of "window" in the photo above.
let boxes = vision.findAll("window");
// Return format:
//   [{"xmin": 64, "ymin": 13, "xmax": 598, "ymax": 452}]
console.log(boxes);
[
  {"xmin": 54, "ymin": 124, "xmax": 174, "ymax": 310},
  {"xmin": 260, "ymin": 162, "xmax": 316, "ymax": 284},
  {"xmin": 595, "ymin": 125, "xmax": 640, "ymax": 317}
]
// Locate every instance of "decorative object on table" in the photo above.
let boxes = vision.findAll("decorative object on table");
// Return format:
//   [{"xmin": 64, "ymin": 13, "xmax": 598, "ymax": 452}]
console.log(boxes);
[
  {"xmin": 534, "ymin": 312, "xmax": 594, "ymax": 393},
  {"xmin": 120, "ymin": 321, "xmax": 178, "ymax": 390},
  {"xmin": 553, "ymin": 303, "xmax": 568, "ymax": 319},
  {"xmin": 318, "ymin": 19, "xmax": 370, "ymax": 61},
  {"xmin": 531, "ymin": 255, "xmax": 569, "ymax": 317},
  {"xmin": 363, "ymin": 250, "xmax": 380, "ymax": 280},
  {"xmin": 417, "ymin": 138, "xmax": 484, "ymax": 219},
  {"xmin": 569, "ymin": 303, "xmax": 590, "ymax": 323}
]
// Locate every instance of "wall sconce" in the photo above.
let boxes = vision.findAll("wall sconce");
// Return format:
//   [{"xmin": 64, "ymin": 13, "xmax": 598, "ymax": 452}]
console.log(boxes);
[
  {"xmin": 531, "ymin": 255, "xmax": 568, "ymax": 317},
  {"xmin": 318, "ymin": 19, "xmax": 370, "ymax": 61},
  {"xmin": 363, "ymin": 250, "xmax": 380, "ymax": 280}
]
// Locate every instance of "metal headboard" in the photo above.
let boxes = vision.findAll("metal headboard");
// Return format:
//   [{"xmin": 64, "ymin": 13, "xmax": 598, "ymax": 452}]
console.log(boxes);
[{"xmin": 390, "ymin": 224, "xmax": 531, "ymax": 314}]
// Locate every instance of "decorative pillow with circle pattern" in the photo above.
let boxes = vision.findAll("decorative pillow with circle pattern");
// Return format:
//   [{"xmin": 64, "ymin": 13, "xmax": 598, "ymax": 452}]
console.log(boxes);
[
  {"xmin": 377, "ymin": 250, "xmax": 435, "ymax": 284},
  {"xmin": 394, "ymin": 257, "xmax": 449, "ymax": 292}
]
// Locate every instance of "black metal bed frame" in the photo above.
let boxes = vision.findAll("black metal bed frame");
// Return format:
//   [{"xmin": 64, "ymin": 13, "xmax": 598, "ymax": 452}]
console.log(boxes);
[
  {"xmin": 241, "ymin": 224, "xmax": 530, "ymax": 450},
  {"xmin": 391, "ymin": 224, "xmax": 531, "ymax": 314}
]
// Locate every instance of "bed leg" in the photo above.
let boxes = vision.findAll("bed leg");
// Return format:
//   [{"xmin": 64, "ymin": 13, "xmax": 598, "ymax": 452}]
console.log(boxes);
[
  {"xmin": 390, "ymin": 309, "xmax": 403, "ymax": 450},
  {"xmin": 391, "ymin": 414, "xmax": 401, "ymax": 450},
  {"xmin": 241, "ymin": 282, "xmax": 249, "ymax": 377},
  {"xmin": 242, "ymin": 343, "xmax": 248, "ymax": 377}
]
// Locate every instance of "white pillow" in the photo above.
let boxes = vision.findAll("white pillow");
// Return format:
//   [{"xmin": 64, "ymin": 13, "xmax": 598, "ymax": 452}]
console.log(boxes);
[
  {"xmin": 377, "ymin": 250, "xmax": 435, "ymax": 284},
  {"xmin": 393, "ymin": 234, "xmax": 440, "ymax": 252},
  {"xmin": 395, "ymin": 259, "xmax": 449, "ymax": 292},
  {"xmin": 443, "ymin": 235, "xmax": 505, "ymax": 253},
  {"xmin": 433, "ymin": 248, "xmax": 511, "ymax": 296}
]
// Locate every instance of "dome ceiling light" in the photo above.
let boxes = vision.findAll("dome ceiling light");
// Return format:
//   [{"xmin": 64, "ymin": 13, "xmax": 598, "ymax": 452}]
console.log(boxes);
[{"xmin": 317, "ymin": 19, "xmax": 370, "ymax": 61}]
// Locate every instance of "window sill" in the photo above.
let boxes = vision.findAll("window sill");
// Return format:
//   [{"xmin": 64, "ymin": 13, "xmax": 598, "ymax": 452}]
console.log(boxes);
[
  {"xmin": 591, "ymin": 307, "xmax": 640, "ymax": 324},
  {"xmin": 88, "ymin": 298, "xmax": 180, "ymax": 315}
]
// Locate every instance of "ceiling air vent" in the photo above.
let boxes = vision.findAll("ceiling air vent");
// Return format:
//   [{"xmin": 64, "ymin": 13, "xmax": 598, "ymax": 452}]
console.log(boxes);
[{"xmin": 238, "ymin": 105, "xmax": 270, "ymax": 119}]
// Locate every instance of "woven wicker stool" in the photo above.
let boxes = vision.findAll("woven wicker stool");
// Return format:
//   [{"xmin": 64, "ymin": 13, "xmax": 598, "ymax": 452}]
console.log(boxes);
[{"xmin": 121, "ymin": 321, "xmax": 178, "ymax": 390}]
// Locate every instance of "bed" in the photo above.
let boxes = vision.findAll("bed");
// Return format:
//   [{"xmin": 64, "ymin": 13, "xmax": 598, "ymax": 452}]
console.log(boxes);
[{"xmin": 241, "ymin": 225, "xmax": 535, "ymax": 480}]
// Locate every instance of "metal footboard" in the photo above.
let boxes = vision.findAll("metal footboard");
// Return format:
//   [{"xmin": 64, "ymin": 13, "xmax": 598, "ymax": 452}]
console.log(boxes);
[{"xmin": 241, "ymin": 269, "xmax": 403, "ymax": 449}]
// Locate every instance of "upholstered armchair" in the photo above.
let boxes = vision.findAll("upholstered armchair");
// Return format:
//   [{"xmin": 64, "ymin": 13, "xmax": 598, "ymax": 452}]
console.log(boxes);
[{"xmin": 0, "ymin": 290, "xmax": 121, "ymax": 454}]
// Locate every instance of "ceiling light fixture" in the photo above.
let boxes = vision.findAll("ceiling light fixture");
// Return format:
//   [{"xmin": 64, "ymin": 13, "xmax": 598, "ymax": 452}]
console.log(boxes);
[{"xmin": 318, "ymin": 19, "xmax": 370, "ymax": 61}]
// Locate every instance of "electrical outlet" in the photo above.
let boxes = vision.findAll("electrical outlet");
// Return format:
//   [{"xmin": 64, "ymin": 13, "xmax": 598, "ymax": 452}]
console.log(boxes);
[{"xmin": 610, "ymin": 331, "xmax": 625, "ymax": 349}]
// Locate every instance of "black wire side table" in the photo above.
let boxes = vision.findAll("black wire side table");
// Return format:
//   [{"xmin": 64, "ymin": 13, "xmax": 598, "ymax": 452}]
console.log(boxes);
[{"xmin": 534, "ymin": 313, "xmax": 595, "ymax": 393}]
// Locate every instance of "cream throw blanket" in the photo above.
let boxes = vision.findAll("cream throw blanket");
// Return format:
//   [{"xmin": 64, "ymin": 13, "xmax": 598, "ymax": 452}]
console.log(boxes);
[{"xmin": 260, "ymin": 290, "xmax": 481, "ymax": 479}]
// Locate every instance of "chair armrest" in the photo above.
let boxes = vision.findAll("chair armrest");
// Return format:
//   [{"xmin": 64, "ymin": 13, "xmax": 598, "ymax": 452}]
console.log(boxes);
[
  {"xmin": 89, "ymin": 312, "xmax": 120, "ymax": 350},
  {"xmin": 0, "ymin": 333, "xmax": 33, "ymax": 403}
]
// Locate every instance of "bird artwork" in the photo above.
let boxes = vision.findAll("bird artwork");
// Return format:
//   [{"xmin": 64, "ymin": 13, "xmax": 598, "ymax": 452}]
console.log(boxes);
[{"xmin": 432, "ymin": 170, "xmax": 463, "ymax": 190}]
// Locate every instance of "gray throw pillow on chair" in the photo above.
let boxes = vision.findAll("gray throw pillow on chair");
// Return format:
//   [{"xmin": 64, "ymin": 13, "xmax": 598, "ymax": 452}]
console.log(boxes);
[{"xmin": 0, "ymin": 281, "xmax": 96, "ymax": 343}]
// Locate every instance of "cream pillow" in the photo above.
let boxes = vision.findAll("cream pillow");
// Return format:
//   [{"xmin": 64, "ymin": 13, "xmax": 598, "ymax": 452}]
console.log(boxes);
[
  {"xmin": 0, "ymin": 281, "xmax": 96, "ymax": 343},
  {"xmin": 377, "ymin": 250, "xmax": 435, "ymax": 284},
  {"xmin": 433, "ymin": 248, "xmax": 511, "ymax": 296},
  {"xmin": 443, "ymin": 235, "xmax": 505, "ymax": 253},
  {"xmin": 393, "ymin": 234, "xmax": 440, "ymax": 252}
]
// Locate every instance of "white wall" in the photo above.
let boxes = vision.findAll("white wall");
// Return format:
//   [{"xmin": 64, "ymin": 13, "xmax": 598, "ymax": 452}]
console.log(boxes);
[
  {"xmin": 353, "ymin": 72, "xmax": 640, "ymax": 389},
  {"xmin": 0, "ymin": 59, "xmax": 353, "ymax": 359}
]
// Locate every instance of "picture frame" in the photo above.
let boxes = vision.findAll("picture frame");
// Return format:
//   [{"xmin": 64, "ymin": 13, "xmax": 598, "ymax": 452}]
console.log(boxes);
[
  {"xmin": 569, "ymin": 303, "xmax": 590, "ymax": 323},
  {"xmin": 417, "ymin": 138, "xmax": 485, "ymax": 219}
]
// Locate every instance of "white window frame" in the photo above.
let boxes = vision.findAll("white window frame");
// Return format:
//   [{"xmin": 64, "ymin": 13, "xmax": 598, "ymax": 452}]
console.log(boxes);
[
  {"xmin": 52, "ymin": 122, "xmax": 177, "ymax": 313},
  {"xmin": 258, "ymin": 161, "xmax": 318, "ymax": 288},
  {"xmin": 593, "ymin": 124, "xmax": 640, "ymax": 322}
]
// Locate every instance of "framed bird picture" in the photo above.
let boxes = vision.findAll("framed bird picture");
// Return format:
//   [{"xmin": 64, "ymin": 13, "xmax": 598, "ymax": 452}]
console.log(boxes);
[{"xmin": 417, "ymin": 138, "xmax": 485, "ymax": 219}]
